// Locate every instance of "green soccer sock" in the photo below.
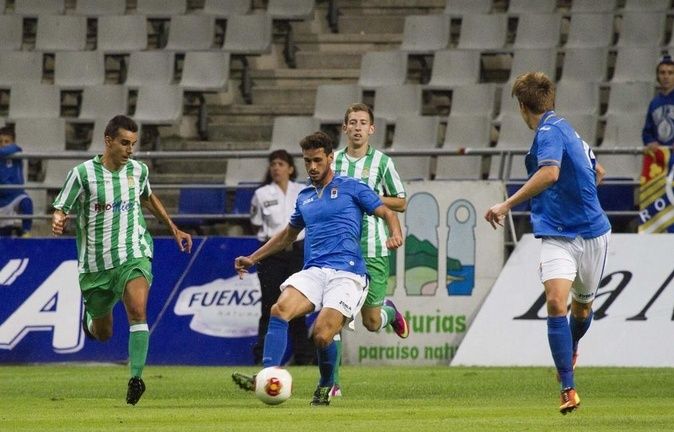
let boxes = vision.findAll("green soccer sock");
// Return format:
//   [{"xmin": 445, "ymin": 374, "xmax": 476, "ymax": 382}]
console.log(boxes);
[
  {"xmin": 333, "ymin": 333, "xmax": 342, "ymax": 386},
  {"xmin": 129, "ymin": 323, "xmax": 149, "ymax": 378},
  {"xmin": 381, "ymin": 305, "xmax": 396, "ymax": 328}
]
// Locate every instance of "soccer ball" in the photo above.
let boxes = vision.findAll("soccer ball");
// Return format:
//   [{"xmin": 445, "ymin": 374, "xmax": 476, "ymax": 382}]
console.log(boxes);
[{"xmin": 254, "ymin": 367, "xmax": 292, "ymax": 405}]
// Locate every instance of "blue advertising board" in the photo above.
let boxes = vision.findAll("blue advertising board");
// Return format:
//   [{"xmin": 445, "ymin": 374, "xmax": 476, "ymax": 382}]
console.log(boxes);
[{"xmin": 0, "ymin": 237, "xmax": 263, "ymax": 365}]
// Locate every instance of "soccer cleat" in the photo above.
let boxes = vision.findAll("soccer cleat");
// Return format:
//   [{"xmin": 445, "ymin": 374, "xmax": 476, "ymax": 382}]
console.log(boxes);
[
  {"xmin": 329, "ymin": 384, "xmax": 342, "ymax": 397},
  {"xmin": 81, "ymin": 313, "xmax": 95, "ymax": 340},
  {"xmin": 310, "ymin": 386, "xmax": 331, "ymax": 406},
  {"xmin": 559, "ymin": 387, "xmax": 580, "ymax": 415},
  {"xmin": 126, "ymin": 376, "xmax": 146, "ymax": 405},
  {"xmin": 231, "ymin": 372, "xmax": 255, "ymax": 392},
  {"xmin": 556, "ymin": 351, "xmax": 578, "ymax": 383},
  {"xmin": 384, "ymin": 299, "xmax": 409, "ymax": 339}
]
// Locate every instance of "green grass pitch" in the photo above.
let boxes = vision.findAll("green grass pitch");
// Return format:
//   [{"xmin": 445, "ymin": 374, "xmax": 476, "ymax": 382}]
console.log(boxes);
[{"xmin": 1, "ymin": 365, "xmax": 673, "ymax": 431}]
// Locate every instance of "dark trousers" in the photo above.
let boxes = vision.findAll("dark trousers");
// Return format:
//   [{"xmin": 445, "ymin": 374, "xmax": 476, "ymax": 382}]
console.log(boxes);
[{"xmin": 253, "ymin": 240, "xmax": 316, "ymax": 365}]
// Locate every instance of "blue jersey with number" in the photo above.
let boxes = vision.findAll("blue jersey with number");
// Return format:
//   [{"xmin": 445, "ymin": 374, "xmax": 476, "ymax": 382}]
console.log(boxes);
[
  {"xmin": 524, "ymin": 111, "xmax": 611, "ymax": 239},
  {"xmin": 289, "ymin": 175, "xmax": 383, "ymax": 275}
]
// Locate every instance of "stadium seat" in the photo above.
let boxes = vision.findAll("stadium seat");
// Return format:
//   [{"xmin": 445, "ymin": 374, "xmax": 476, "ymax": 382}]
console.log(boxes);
[
  {"xmin": 616, "ymin": 12, "xmax": 665, "ymax": 48},
  {"xmin": 507, "ymin": 48, "xmax": 557, "ymax": 84},
  {"xmin": 313, "ymin": 84, "xmax": 361, "ymax": 124},
  {"xmin": 0, "ymin": 15, "xmax": 24, "ymax": 51},
  {"xmin": 198, "ymin": 0, "xmax": 250, "ymax": 17},
  {"xmin": 564, "ymin": 13, "xmax": 615, "ymax": 48},
  {"xmin": 97, "ymin": 15, "xmax": 148, "ymax": 53},
  {"xmin": 225, "ymin": 158, "xmax": 267, "ymax": 185},
  {"xmin": 555, "ymin": 81, "xmax": 600, "ymax": 115},
  {"xmin": 561, "ymin": 113, "xmax": 598, "ymax": 146},
  {"xmin": 88, "ymin": 118, "xmax": 109, "ymax": 152},
  {"xmin": 125, "ymin": 51, "xmax": 175, "ymax": 87},
  {"xmin": 389, "ymin": 116, "xmax": 440, "ymax": 181},
  {"xmin": 14, "ymin": 118, "xmax": 67, "ymax": 154},
  {"xmin": 133, "ymin": 85, "xmax": 183, "ymax": 125},
  {"xmin": 490, "ymin": 114, "xmax": 533, "ymax": 180},
  {"xmin": 400, "ymin": 15, "xmax": 450, "ymax": 54},
  {"xmin": 337, "ymin": 116, "xmax": 387, "ymax": 149},
  {"xmin": 623, "ymin": 0, "xmax": 670, "ymax": 12},
  {"xmin": 54, "ymin": 51, "xmax": 105, "ymax": 89},
  {"xmin": 508, "ymin": 0, "xmax": 556, "ymax": 14},
  {"xmin": 177, "ymin": 187, "xmax": 227, "ymax": 233},
  {"xmin": 267, "ymin": 0, "xmax": 314, "ymax": 20},
  {"xmin": 602, "ymin": 113, "xmax": 648, "ymax": 148},
  {"xmin": 559, "ymin": 47, "xmax": 608, "ymax": 82},
  {"xmin": 270, "ymin": 116, "xmax": 319, "ymax": 151},
  {"xmin": 570, "ymin": 0, "xmax": 616, "ymax": 13},
  {"xmin": 457, "ymin": 14, "xmax": 507, "ymax": 50},
  {"xmin": 513, "ymin": 13, "xmax": 561, "ymax": 49},
  {"xmin": 222, "ymin": 14, "xmax": 273, "ymax": 55},
  {"xmin": 449, "ymin": 84, "xmax": 496, "ymax": 117},
  {"xmin": 74, "ymin": 0, "xmax": 126, "ymax": 16},
  {"xmin": 606, "ymin": 82, "xmax": 655, "ymax": 115},
  {"xmin": 0, "ymin": 52, "xmax": 42, "ymax": 87},
  {"xmin": 436, "ymin": 114, "xmax": 491, "ymax": 180},
  {"xmin": 444, "ymin": 0, "xmax": 491, "ymax": 15},
  {"xmin": 611, "ymin": 47, "xmax": 660, "ymax": 83},
  {"xmin": 42, "ymin": 159, "xmax": 82, "ymax": 187},
  {"xmin": 372, "ymin": 84, "xmax": 422, "ymax": 123},
  {"xmin": 14, "ymin": 0, "xmax": 65, "ymax": 15},
  {"xmin": 165, "ymin": 15, "xmax": 217, "ymax": 51},
  {"xmin": 35, "ymin": 15, "xmax": 88, "ymax": 51},
  {"xmin": 9, "ymin": 84, "xmax": 60, "ymax": 120},
  {"xmin": 232, "ymin": 183, "xmax": 258, "ymax": 214},
  {"xmin": 79, "ymin": 85, "xmax": 128, "ymax": 121},
  {"xmin": 179, "ymin": 52, "xmax": 230, "ymax": 92},
  {"xmin": 595, "ymin": 152, "xmax": 641, "ymax": 180},
  {"xmin": 358, "ymin": 50, "xmax": 408, "ymax": 89},
  {"xmin": 135, "ymin": 0, "xmax": 186, "ymax": 18},
  {"xmin": 425, "ymin": 49, "xmax": 481, "ymax": 89}
]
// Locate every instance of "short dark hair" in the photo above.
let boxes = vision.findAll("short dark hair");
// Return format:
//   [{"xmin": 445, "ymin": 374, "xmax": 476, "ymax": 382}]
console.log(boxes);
[
  {"xmin": 263, "ymin": 149, "xmax": 298, "ymax": 184},
  {"xmin": 343, "ymin": 103, "xmax": 374, "ymax": 125},
  {"xmin": 0, "ymin": 126, "xmax": 15, "ymax": 141},
  {"xmin": 104, "ymin": 115, "xmax": 138, "ymax": 139},
  {"xmin": 299, "ymin": 131, "xmax": 333, "ymax": 155}
]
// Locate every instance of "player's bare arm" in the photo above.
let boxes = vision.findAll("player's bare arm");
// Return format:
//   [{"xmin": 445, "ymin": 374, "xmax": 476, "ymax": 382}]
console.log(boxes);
[
  {"xmin": 595, "ymin": 162, "xmax": 606, "ymax": 186},
  {"xmin": 51, "ymin": 209, "xmax": 68, "ymax": 236},
  {"xmin": 141, "ymin": 193, "xmax": 192, "ymax": 253},
  {"xmin": 485, "ymin": 165, "xmax": 560, "ymax": 229},
  {"xmin": 234, "ymin": 225, "xmax": 301, "ymax": 278},
  {"xmin": 381, "ymin": 196, "xmax": 406, "ymax": 212},
  {"xmin": 373, "ymin": 204, "xmax": 403, "ymax": 250}
]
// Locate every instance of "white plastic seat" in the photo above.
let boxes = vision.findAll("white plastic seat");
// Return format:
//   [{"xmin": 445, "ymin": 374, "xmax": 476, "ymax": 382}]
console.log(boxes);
[
  {"xmin": 271, "ymin": 116, "xmax": 319, "ymax": 151},
  {"xmin": 514, "ymin": 13, "xmax": 561, "ymax": 49},
  {"xmin": 400, "ymin": 15, "xmax": 450, "ymax": 54},
  {"xmin": 623, "ymin": 0, "xmax": 670, "ymax": 12},
  {"xmin": 359, "ymin": 50, "xmax": 407, "ymax": 89},
  {"xmin": 611, "ymin": 47, "xmax": 660, "ymax": 83},
  {"xmin": 0, "ymin": 52, "xmax": 42, "ymax": 87},
  {"xmin": 165, "ymin": 15, "xmax": 216, "ymax": 51},
  {"xmin": 426, "ymin": 49, "xmax": 481, "ymax": 89},
  {"xmin": 88, "ymin": 118, "xmax": 108, "ymax": 152},
  {"xmin": 373, "ymin": 84, "xmax": 422, "ymax": 123},
  {"xmin": 225, "ymin": 158, "xmax": 267, "ymax": 185},
  {"xmin": 179, "ymin": 52, "xmax": 230, "ymax": 92},
  {"xmin": 450, "ymin": 84, "xmax": 496, "ymax": 116},
  {"xmin": 14, "ymin": 0, "xmax": 64, "ymax": 15},
  {"xmin": 597, "ymin": 115, "xmax": 641, "ymax": 179},
  {"xmin": 9, "ymin": 84, "xmax": 60, "ymax": 120},
  {"xmin": 444, "ymin": 0, "xmax": 491, "ymax": 15},
  {"xmin": 267, "ymin": 0, "xmax": 314, "ymax": 20},
  {"xmin": 337, "ymin": 116, "xmax": 387, "ymax": 149},
  {"xmin": 222, "ymin": 13, "xmax": 273, "ymax": 55},
  {"xmin": 508, "ymin": 0, "xmax": 556, "ymax": 14},
  {"xmin": 14, "ymin": 118, "xmax": 66, "ymax": 153},
  {"xmin": 616, "ymin": 12, "xmax": 665, "ymax": 47},
  {"xmin": 490, "ymin": 114, "xmax": 533, "ymax": 180},
  {"xmin": 79, "ymin": 85, "xmax": 128, "ymax": 121},
  {"xmin": 55, "ymin": 51, "xmax": 105, "ymax": 89},
  {"xmin": 559, "ymin": 47, "xmax": 608, "ymax": 82},
  {"xmin": 35, "ymin": 15, "xmax": 87, "ymax": 51},
  {"xmin": 436, "ymin": 114, "xmax": 491, "ymax": 179},
  {"xmin": 135, "ymin": 0, "xmax": 186, "ymax": 18},
  {"xmin": 133, "ymin": 85, "xmax": 183, "ymax": 125},
  {"xmin": 565, "ymin": 13, "xmax": 615, "ymax": 48},
  {"xmin": 313, "ymin": 84, "xmax": 361, "ymax": 123},
  {"xmin": 198, "ymin": 0, "xmax": 250, "ymax": 17},
  {"xmin": 571, "ymin": 0, "xmax": 616, "ymax": 13},
  {"xmin": 125, "ymin": 51, "xmax": 174, "ymax": 87},
  {"xmin": 75, "ymin": 0, "xmax": 125, "ymax": 16},
  {"xmin": 561, "ymin": 113, "xmax": 598, "ymax": 145},
  {"xmin": 458, "ymin": 14, "xmax": 507, "ymax": 50},
  {"xmin": 508, "ymin": 48, "xmax": 557, "ymax": 84},
  {"xmin": 555, "ymin": 81, "xmax": 600, "ymax": 115},
  {"xmin": 43, "ymin": 159, "xmax": 83, "ymax": 187},
  {"xmin": 606, "ymin": 82, "xmax": 655, "ymax": 115},
  {"xmin": 0, "ymin": 15, "xmax": 24, "ymax": 50},
  {"xmin": 97, "ymin": 15, "xmax": 148, "ymax": 53},
  {"xmin": 389, "ymin": 116, "xmax": 440, "ymax": 181}
]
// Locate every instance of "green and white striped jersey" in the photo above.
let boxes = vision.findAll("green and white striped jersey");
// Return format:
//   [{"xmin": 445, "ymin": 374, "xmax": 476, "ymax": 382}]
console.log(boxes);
[
  {"xmin": 52, "ymin": 156, "xmax": 154, "ymax": 273},
  {"xmin": 333, "ymin": 146, "xmax": 406, "ymax": 257}
]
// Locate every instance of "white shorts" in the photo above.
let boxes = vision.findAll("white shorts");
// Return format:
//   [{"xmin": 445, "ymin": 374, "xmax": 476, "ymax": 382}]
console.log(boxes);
[
  {"xmin": 280, "ymin": 267, "xmax": 368, "ymax": 320},
  {"xmin": 539, "ymin": 231, "xmax": 611, "ymax": 303},
  {"xmin": 0, "ymin": 193, "xmax": 28, "ymax": 228}
]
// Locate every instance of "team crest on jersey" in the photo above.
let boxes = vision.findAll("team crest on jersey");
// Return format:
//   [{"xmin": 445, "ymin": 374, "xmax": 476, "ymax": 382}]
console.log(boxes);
[
  {"xmin": 361, "ymin": 168, "xmax": 370, "ymax": 178},
  {"xmin": 127, "ymin": 177, "xmax": 135, "ymax": 187},
  {"xmin": 330, "ymin": 188, "xmax": 338, "ymax": 199}
]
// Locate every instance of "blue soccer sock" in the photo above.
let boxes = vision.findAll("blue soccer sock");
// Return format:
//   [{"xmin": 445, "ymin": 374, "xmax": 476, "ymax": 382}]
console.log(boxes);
[
  {"xmin": 547, "ymin": 316, "xmax": 574, "ymax": 390},
  {"xmin": 570, "ymin": 311, "xmax": 593, "ymax": 353},
  {"xmin": 317, "ymin": 341, "xmax": 337, "ymax": 388},
  {"xmin": 262, "ymin": 316, "xmax": 289, "ymax": 367}
]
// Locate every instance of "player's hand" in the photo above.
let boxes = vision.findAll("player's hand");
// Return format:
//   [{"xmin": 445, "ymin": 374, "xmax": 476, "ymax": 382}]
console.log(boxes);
[
  {"xmin": 174, "ymin": 229, "xmax": 192, "ymax": 253},
  {"xmin": 51, "ymin": 211, "xmax": 67, "ymax": 236},
  {"xmin": 234, "ymin": 256, "xmax": 255, "ymax": 279},
  {"xmin": 484, "ymin": 202, "xmax": 509, "ymax": 229},
  {"xmin": 386, "ymin": 234, "xmax": 403, "ymax": 250}
]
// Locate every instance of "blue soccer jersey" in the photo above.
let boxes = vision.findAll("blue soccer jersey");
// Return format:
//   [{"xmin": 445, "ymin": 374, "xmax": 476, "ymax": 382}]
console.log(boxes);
[
  {"xmin": 524, "ymin": 111, "xmax": 611, "ymax": 239},
  {"xmin": 289, "ymin": 175, "xmax": 383, "ymax": 275}
]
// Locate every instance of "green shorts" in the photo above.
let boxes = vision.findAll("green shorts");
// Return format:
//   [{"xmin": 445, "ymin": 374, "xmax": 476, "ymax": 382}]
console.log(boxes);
[
  {"xmin": 79, "ymin": 258, "xmax": 153, "ymax": 319},
  {"xmin": 363, "ymin": 256, "xmax": 389, "ymax": 308}
]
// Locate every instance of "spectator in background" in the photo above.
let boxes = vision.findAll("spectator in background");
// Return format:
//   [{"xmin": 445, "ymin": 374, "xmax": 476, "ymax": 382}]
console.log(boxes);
[
  {"xmin": 0, "ymin": 127, "xmax": 33, "ymax": 237},
  {"xmin": 250, "ymin": 149, "xmax": 315, "ymax": 366},
  {"xmin": 643, "ymin": 55, "xmax": 674, "ymax": 152}
]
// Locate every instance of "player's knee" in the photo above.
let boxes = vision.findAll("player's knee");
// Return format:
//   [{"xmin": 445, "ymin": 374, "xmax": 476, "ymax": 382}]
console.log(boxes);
[
  {"xmin": 361, "ymin": 315, "xmax": 380, "ymax": 332},
  {"xmin": 312, "ymin": 327, "xmax": 336, "ymax": 348},
  {"xmin": 126, "ymin": 307, "xmax": 146, "ymax": 323},
  {"xmin": 546, "ymin": 298, "xmax": 567, "ymax": 316},
  {"xmin": 270, "ymin": 302, "xmax": 292, "ymax": 321}
]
